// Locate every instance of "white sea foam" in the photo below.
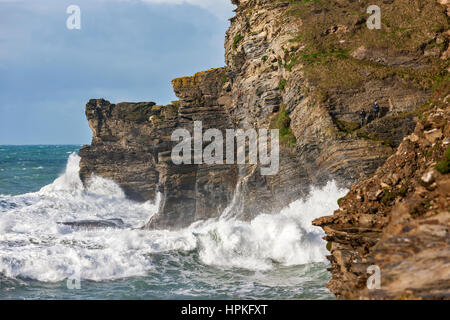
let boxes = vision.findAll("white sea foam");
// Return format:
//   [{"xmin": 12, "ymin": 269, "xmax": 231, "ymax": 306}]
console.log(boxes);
[
  {"xmin": 0, "ymin": 153, "xmax": 347, "ymax": 282},
  {"xmin": 188, "ymin": 181, "xmax": 345, "ymax": 270}
]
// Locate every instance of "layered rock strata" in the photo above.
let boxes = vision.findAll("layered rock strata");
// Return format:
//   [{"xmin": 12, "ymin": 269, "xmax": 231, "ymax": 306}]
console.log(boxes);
[
  {"xmin": 80, "ymin": 69, "xmax": 239, "ymax": 229},
  {"xmin": 80, "ymin": 0, "xmax": 448, "ymax": 233},
  {"xmin": 314, "ymin": 89, "xmax": 449, "ymax": 299}
]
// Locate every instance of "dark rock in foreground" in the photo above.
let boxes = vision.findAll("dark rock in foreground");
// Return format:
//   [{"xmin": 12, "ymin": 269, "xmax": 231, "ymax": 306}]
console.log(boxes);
[
  {"xmin": 58, "ymin": 219, "xmax": 127, "ymax": 230},
  {"xmin": 314, "ymin": 97, "xmax": 450, "ymax": 299}
]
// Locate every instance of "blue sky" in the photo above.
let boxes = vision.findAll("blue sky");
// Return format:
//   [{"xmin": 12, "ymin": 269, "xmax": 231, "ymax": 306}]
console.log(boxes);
[{"xmin": 0, "ymin": 0, "xmax": 234, "ymax": 144}]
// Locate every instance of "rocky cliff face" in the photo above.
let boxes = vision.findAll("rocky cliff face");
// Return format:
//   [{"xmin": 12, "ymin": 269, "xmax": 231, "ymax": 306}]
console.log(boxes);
[
  {"xmin": 79, "ymin": 69, "xmax": 239, "ymax": 229},
  {"xmin": 80, "ymin": 0, "xmax": 448, "ymax": 238},
  {"xmin": 313, "ymin": 82, "xmax": 449, "ymax": 299}
]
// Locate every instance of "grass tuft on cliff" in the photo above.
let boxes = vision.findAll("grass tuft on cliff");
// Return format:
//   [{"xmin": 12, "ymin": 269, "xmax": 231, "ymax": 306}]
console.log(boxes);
[
  {"xmin": 233, "ymin": 34, "xmax": 244, "ymax": 50},
  {"xmin": 270, "ymin": 105, "xmax": 297, "ymax": 147},
  {"xmin": 436, "ymin": 147, "xmax": 450, "ymax": 174}
]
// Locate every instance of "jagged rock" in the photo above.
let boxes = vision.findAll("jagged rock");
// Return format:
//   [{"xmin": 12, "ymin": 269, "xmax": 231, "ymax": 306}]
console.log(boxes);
[
  {"xmin": 80, "ymin": 69, "xmax": 239, "ymax": 230},
  {"xmin": 58, "ymin": 219, "xmax": 127, "ymax": 229},
  {"xmin": 421, "ymin": 170, "xmax": 436, "ymax": 187},
  {"xmin": 314, "ymin": 101, "xmax": 450, "ymax": 300},
  {"xmin": 425, "ymin": 129, "xmax": 443, "ymax": 143}
]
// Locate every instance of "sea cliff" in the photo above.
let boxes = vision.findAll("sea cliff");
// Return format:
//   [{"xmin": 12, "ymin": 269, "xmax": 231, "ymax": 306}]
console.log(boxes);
[{"xmin": 79, "ymin": 0, "xmax": 449, "ymax": 298}]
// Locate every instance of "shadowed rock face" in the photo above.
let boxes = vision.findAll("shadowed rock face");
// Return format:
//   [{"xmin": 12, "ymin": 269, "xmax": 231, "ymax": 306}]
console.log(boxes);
[
  {"xmin": 79, "ymin": 99, "xmax": 162, "ymax": 202},
  {"xmin": 80, "ymin": 0, "xmax": 447, "ymax": 237}
]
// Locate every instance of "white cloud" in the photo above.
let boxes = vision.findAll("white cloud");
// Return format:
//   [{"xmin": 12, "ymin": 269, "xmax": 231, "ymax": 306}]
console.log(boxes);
[
  {"xmin": 0, "ymin": 0, "xmax": 236, "ymax": 19},
  {"xmin": 138, "ymin": 0, "xmax": 235, "ymax": 19}
]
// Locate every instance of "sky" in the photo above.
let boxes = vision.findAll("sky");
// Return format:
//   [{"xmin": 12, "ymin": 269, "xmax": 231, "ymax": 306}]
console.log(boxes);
[{"xmin": 0, "ymin": 0, "xmax": 235, "ymax": 144}]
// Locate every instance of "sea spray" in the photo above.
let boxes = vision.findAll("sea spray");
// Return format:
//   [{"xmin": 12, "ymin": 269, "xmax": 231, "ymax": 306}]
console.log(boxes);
[
  {"xmin": 190, "ymin": 181, "xmax": 345, "ymax": 270},
  {"xmin": 0, "ymin": 152, "xmax": 346, "ymax": 296}
]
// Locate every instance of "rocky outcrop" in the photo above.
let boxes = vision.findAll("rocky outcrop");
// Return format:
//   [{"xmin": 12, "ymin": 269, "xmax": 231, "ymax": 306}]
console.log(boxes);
[
  {"xmin": 80, "ymin": 69, "xmax": 239, "ymax": 229},
  {"xmin": 219, "ymin": 0, "xmax": 448, "ymax": 214},
  {"xmin": 79, "ymin": 99, "xmax": 161, "ymax": 202},
  {"xmin": 80, "ymin": 0, "xmax": 448, "ymax": 233},
  {"xmin": 146, "ymin": 69, "xmax": 239, "ymax": 229},
  {"xmin": 314, "ymin": 83, "xmax": 450, "ymax": 299}
]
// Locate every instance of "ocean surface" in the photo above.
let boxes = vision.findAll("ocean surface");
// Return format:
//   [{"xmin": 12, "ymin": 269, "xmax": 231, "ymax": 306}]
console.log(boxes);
[{"xmin": 0, "ymin": 145, "xmax": 346, "ymax": 300}]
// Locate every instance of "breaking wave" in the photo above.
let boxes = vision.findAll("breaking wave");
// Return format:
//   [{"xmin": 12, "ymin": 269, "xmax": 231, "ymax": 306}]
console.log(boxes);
[{"xmin": 0, "ymin": 153, "xmax": 347, "ymax": 282}]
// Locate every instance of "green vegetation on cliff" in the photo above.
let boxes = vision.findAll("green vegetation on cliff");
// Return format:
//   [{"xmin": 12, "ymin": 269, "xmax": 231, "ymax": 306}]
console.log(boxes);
[
  {"xmin": 282, "ymin": 0, "xmax": 448, "ymax": 92},
  {"xmin": 233, "ymin": 34, "xmax": 244, "ymax": 50},
  {"xmin": 436, "ymin": 147, "xmax": 450, "ymax": 174},
  {"xmin": 270, "ymin": 105, "xmax": 297, "ymax": 147}
]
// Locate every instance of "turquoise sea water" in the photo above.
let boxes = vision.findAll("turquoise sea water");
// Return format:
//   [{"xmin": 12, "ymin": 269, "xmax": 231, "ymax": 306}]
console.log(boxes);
[
  {"xmin": 0, "ymin": 145, "xmax": 340, "ymax": 300},
  {"xmin": 0, "ymin": 145, "xmax": 82, "ymax": 196}
]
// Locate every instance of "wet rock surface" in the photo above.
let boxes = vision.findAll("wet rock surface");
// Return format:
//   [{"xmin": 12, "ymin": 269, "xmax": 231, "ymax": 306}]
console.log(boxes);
[{"xmin": 58, "ymin": 219, "xmax": 128, "ymax": 230}]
